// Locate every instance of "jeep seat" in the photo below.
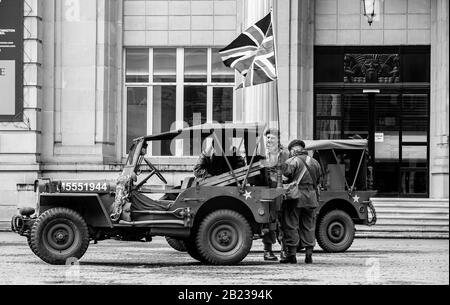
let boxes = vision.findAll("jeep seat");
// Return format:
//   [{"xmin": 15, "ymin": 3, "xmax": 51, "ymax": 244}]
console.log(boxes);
[{"xmin": 130, "ymin": 190, "xmax": 173, "ymax": 212}]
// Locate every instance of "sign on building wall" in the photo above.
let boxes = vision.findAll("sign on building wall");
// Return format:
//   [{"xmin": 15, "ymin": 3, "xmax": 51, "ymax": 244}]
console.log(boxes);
[{"xmin": 0, "ymin": 0, "xmax": 23, "ymax": 120}]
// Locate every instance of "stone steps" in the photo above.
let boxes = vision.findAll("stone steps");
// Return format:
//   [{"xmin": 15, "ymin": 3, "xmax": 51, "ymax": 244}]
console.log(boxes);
[
  {"xmin": 0, "ymin": 221, "xmax": 11, "ymax": 232},
  {"xmin": 0, "ymin": 205, "xmax": 17, "ymax": 231},
  {"xmin": 374, "ymin": 218, "xmax": 449, "ymax": 226},
  {"xmin": 356, "ymin": 198, "xmax": 449, "ymax": 239},
  {"xmin": 355, "ymin": 231, "xmax": 448, "ymax": 239}
]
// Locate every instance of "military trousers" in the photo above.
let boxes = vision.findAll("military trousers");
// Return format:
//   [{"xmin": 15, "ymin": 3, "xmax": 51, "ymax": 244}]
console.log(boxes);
[
  {"xmin": 262, "ymin": 188, "xmax": 282, "ymax": 250},
  {"xmin": 281, "ymin": 199, "xmax": 316, "ymax": 254},
  {"xmin": 262, "ymin": 231, "xmax": 277, "ymax": 250}
]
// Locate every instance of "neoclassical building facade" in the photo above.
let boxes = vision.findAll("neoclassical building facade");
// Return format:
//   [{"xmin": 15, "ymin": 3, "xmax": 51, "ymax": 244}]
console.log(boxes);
[{"xmin": 0, "ymin": 0, "xmax": 448, "ymax": 232}]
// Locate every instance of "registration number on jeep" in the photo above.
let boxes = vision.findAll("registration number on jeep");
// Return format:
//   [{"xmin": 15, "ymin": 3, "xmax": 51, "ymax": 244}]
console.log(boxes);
[{"xmin": 61, "ymin": 182, "xmax": 110, "ymax": 193}]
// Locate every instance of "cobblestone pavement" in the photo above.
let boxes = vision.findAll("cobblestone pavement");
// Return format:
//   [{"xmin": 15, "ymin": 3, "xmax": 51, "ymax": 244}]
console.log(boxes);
[{"xmin": 0, "ymin": 232, "xmax": 448, "ymax": 285}]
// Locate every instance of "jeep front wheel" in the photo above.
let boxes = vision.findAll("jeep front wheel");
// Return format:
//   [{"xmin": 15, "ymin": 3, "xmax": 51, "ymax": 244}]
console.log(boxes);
[
  {"xmin": 317, "ymin": 210, "xmax": 355, "ymax": 252},
  {"xmin": 196, "ymin": 210, "xmax": 252, "ymax": 265},
  {"xmin": 29, "ymin": 208, "xmax": 90, "ymax": 265}
]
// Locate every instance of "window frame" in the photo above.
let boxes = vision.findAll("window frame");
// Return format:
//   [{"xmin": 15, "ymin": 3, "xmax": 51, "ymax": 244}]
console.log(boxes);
[{"xmin": 123, "ymin": 47, "xmax": 236, "ymax": 159}]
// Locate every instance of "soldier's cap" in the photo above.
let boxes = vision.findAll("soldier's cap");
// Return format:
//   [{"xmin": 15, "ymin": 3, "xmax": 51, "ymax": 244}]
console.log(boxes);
[{"xmin": 288, "ymin": 139, "xmax": 305, "ymax": 151}]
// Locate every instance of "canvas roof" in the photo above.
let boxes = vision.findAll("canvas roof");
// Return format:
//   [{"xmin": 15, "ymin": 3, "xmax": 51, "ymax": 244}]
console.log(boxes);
[{"xmin": 135, "ymin": 123, "xmax": 267, "ymax": 142}]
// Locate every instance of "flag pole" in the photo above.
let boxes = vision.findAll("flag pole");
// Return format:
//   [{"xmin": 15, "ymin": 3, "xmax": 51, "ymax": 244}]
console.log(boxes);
[
  {"xmin": 270, "ymin": 6, "xmax": 283, "ymax": 189},
  {"xmin": 270, "ymin": 6, "xmax": 281, "ymax": 138},
  {"xmin": 270, "ymin": 6, "xmax": 283, "ymax": 188}
]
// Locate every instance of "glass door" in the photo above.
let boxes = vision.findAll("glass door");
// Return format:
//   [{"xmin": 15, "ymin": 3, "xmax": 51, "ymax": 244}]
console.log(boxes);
[
  {"xmin": 370, "ymin": 91, "xmax": 429, "ymax": 197},
  {"xmin": 372, "ymin": 93, "xmax": 401, "ymax": 196},
  {"xmin": 400, "ymin": 93, "xmax": 429, "ymax": 196}
]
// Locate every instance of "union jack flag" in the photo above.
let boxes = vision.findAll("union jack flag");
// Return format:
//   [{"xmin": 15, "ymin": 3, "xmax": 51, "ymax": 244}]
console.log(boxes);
[{"xmin": 219, "ymin": 12, "xmax": 277, "ymax": 88}]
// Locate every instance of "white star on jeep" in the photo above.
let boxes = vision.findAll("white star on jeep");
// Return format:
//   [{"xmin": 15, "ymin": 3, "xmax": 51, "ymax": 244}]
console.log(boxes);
[
  {"xmin": 243, "ymin": 190, "xmax": 252, "ymax": 200},
  {"xmin": 352, "ymin": 194, "xmax": 360, "ymax": 203}
]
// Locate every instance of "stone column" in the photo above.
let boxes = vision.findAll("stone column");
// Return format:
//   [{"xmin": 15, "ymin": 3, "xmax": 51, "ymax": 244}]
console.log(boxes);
[
  {"xmin": 430, "ymin": 0, "xmax": 449, "ymax": 199},
  {"xmin": 275, "ymin": 0, "xmax": 314, "ymax": 143},
  {"xmin": 45, "ymin": 0, "xmax": 122, "ymax": 164},
  {"xmin": 95, "ymin": 0, "xmax": 123, "ymax": 163}
]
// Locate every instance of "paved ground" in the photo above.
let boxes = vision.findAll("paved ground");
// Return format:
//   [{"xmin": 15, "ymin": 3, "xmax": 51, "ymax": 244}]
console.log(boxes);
[{"xmin": 0, "ymin": 232, "xmax": 448, "ymax": 285}]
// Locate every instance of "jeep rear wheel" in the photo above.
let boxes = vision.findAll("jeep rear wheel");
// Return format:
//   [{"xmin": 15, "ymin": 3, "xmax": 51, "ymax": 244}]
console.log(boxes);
[
  {"xmin": 317, "ymin": 210, "xmax": 354, "ymax": 253},
  {"xmin": 165, "ymin": 237, "xmax": 187, "ymax": 252},
  {"xmin": 196, "ymin": 210, "xmax": 252, "ymax": 265},
  {"xmin": 29, "ymin": 208, "xmax": 90, "ymax": 265}
]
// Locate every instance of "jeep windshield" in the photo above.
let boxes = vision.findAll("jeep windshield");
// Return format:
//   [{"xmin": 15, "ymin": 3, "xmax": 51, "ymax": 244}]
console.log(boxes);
[
  {"xmin": 120, "ymin": 139, "xmax": 146, "ymax": 180},
  {"xmin": 124, "ymin": 123, "xmax": 269, "ymax": 188},
  {"xmin": 125, "ymin": 143, "xmax": 137, "ymax": 166}
]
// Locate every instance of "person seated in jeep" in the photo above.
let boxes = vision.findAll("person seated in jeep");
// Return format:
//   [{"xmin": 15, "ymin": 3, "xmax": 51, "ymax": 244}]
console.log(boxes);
[{"xmin": 193, "ymin": 139, "xmax": 246, "ymax": 179}]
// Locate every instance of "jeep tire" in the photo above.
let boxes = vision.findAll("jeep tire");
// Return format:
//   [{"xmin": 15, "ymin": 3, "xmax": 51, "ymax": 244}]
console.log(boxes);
[
  {"xmin": 184, "ymin": 235, "xmax": 205, "ymax": 262},
  {"xmin": 27, "ymin": 235, "xmax": 38, "ymax": 256},
  {"xmin": 29, "ymin": 208, "xmax": 90, "ymax": 265},
  {"xmin": 317, "ymin": 210, "xmax": 355, "ymax": 252},
  {"xmin": 165, "ymin": 236, "xmax": 187, "ymax": 252},
  {"xmin": 196, "ymin": 210, "xmax": 252, "ymax": 265}
]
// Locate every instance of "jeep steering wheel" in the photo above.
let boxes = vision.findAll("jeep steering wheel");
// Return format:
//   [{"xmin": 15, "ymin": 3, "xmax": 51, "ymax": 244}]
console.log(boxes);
[{"xmin": 144, "ymin": 158, "xmax": 168, "ymax": 184}]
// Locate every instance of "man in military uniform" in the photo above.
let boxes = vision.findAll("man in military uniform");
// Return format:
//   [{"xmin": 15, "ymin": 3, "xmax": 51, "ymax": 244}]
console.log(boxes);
[
  {"xmin": 280, "ymin": 139, "xmax": 322, "ymax": 264},
  {"xmin": 261, "ymin": 128, "xmax": 289, "ymax": 261}
]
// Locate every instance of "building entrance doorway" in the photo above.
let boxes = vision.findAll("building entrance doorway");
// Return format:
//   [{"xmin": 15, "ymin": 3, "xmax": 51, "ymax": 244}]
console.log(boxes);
[
  {"xmin": 315, "ymin": 89, "xmax": 429, "ymax": 197},
  {"xmin": 314, "ymin": 46, "xmax": 431, "ymax": 197}
]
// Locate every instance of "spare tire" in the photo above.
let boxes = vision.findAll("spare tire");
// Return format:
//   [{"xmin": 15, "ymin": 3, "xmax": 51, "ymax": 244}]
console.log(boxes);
[
  {"xmin": 317, "ymin": 209, "xmax": 355, "ymax": 253},
  {"xmin": 165, "ymin": 237, "xmax": 187, "ymax": 252}
]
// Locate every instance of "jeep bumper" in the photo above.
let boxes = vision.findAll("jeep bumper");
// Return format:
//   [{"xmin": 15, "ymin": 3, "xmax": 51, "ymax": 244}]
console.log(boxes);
[{"xmin": 11, "ymin": 215, "xmax": 36, "ymax": 237}]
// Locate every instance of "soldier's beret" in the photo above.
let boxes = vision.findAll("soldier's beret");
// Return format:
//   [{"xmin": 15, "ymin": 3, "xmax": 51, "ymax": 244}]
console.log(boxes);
[{"xmin": 288, "ymin": 139, "xmax": 305, "ymax": 151}]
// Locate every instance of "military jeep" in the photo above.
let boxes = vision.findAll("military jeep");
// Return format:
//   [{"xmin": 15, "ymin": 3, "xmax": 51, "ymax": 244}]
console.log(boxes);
[
  {"xmin": 167, "ymin": 139, "xmax": 378, "ymax": 254},
  {"xmin": 11, "ymin": 123, "xmax": 285, "ymax": 265},
  {"xmin": 304, "ymin": 139, "xmax": 377, "ymax": 252}
]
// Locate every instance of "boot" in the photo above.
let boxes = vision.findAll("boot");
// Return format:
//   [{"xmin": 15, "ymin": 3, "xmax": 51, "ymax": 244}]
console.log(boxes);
[
  {"xmin": 263, "ymin": 250, "xmax": 278, "ymax": 261},
  {"xmin": 280, "ymin": 246, "xmax": 297, "ymax": 264},
  {"xmin": 280, "ymin": 255, "xmax": 297, "ymax": 264},
  {"xmin": 305, "ymin": 247, "xmax": 313, "ymax": 264}
]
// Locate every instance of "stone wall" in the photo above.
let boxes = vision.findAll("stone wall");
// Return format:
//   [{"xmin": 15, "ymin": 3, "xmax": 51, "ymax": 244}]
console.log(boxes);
[
  {"xmin": 0, "ymin": 0, "xmax": 42, "ymax": 219},
  {"xmin": 315, "ymin": 0, "xmax": 432, "ymax": 45},
  {"xmin": 123, "ymin": 0, "xmax": 239, "ymax": 46}
]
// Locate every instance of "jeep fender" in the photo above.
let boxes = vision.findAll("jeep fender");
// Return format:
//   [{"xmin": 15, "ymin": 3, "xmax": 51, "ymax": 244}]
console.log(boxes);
[
  {"xmin": 38, "ymin": 193, "xmax": 114, "ymax": 228},
  {"xmin": 317, "ymin": 198, "xmax": 360, "ymax": 223},
  {"xmin": 175, "ymin": 186, "xmax": 283, "ymax": 225}
]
